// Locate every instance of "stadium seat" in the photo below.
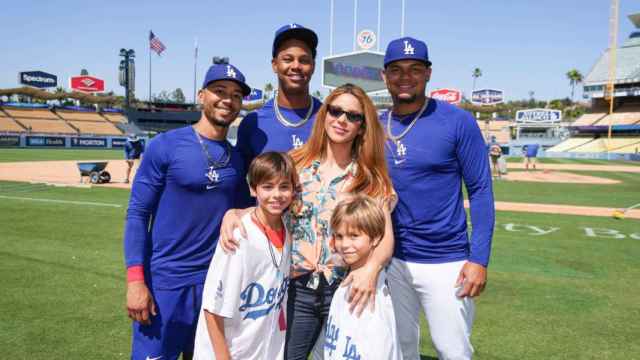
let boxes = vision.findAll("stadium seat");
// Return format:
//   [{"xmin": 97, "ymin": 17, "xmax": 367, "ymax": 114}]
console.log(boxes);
[
  {"xmin": 67, "ymin": 120, "xmax": 123, "ymax": 135},
  {"xmin": 56, "ymin": 111, "xmax": 108, "ymax": 122},
  {"xmin": 0, "ymin": 112, "xmax": 25, "ymax": 132},
  {"xmin": 572, "ymin": 113, "xmax": 607, "ymax": 126},
  {"xmin": 570, "ymin": 138, "xmax": 608, "ymax": 152},
  {"xmin": 547, "ymin": 138, "xmax": 594, "ymax": 152},
  {"xmin": 18, "ymin": 118, "xmax": 77, "ymax": 134},
  {"xmin": 594, "ymin": 104, "xmax": 640, "ymax": 125},
  {"xmin": 103, "ymin": 113, "xmax": 127, "ymax": 124},
  {"xmin": 3, "ymin": 108, "xmax": 59, "ymax": 120}
]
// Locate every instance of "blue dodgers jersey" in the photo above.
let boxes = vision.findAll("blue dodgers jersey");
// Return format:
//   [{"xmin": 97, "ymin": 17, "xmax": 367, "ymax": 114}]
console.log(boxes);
[
  {"xmin": 124, "ymin": 139, "xmax": 144, "ymax": 159},
  {"xmin": 236, "ymin": 97, "xmax": 322, "ymax": 165},
  {"xmin": 124, "ymin": 126, "xmax": 246, "ymax": 289},
  {"xmin": 382, "ymin": 99, "xmax": 495, "ymax": 266},
  {"xmin": 526, "ymin": 144, "xmax": 540, "ymax": 157}
]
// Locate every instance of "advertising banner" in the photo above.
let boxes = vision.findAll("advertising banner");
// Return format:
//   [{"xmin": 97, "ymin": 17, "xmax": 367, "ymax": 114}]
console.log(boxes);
[
  {"xmin": 0, "ymin": 135, "xmax": 20, "ymax": 147},
  {"xmin": 111, "ymin": 138, "xmax": 128, "ymax": 148},
  {"xmin": 515, "ymin": 109, "xmax": 562, "ymax": 123},
  {"xmin": 323, "ymin": 51, "xmax": 386, "ymax": 93},
  {"xmin": 70, "ymin": 137, "xmax": 107, "ymax": 148},
  {"xmin": 244, "ymin": 88, "xmax": 263, "ymax": 102},
  {"xmin": 26, "ymin": 136, "xmax": 66, "ymax": 147},
  {"xmin": 429, "ymin": 88, "xmax": 462, "ymax": 104},
  {"xmin": 19, "ymin": 71, "xmax": 57, "ymax": 88},
  {"xmin": 70, "ymin": 76, "xmax": 105, "ymax": 93},
  {"xmin": 471, "ymin": 89, "xmax": 504, "ymax": 105}
]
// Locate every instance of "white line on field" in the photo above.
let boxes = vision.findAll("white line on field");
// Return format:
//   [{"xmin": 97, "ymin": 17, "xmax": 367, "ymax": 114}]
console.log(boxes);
[{"xmin": 0, "ymin": 195, "xmax": 123, "ymax": 208}]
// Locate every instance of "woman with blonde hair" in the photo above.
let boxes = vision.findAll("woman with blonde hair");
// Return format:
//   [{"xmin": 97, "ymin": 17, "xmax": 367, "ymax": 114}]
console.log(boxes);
[{"xmin": 219, "ymin": 83, "xmax": 395, "ymax": 360}]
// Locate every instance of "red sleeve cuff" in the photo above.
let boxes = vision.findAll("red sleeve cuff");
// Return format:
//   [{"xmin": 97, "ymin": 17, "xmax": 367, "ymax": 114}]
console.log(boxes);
[{"xmin": 127, "ymin": 265, "xmax": 145, "ymax": 283}]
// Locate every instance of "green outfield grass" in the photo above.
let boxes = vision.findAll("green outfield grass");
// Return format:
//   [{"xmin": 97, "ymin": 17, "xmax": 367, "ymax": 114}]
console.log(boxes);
[
  {"xmin": 505, "ymin": 156, "xmax": 640, "ymax": 166},
  {"xmin": 0, "ymin": 148, "xmax": 123, "ymax": 162},
  {"xmin": 491, "ymin": 170, "xmax": 640, "ymax": 208},
  {"xmin": 1, "ymin": 181, "xmax": 639, "ymax": 359}
]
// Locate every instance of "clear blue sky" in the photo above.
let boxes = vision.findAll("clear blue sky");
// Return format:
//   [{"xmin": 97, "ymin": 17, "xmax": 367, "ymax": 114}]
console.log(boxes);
[{"xmin": 1, "ymin": 0, "xmax": 638, "ymax": 102}]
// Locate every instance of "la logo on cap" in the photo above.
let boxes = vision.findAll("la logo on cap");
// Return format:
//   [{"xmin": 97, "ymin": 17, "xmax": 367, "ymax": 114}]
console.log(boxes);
[
  {"xmin": 226, "ymin": 65, "xmax": 236, "ymax": 78},
  {"xmin": 290, "ymin": 23, "xmax": 298, "ymax": 29},
  {"xmin": 403, "ymin": 40, "xmax": 415, "ymax": 55}
]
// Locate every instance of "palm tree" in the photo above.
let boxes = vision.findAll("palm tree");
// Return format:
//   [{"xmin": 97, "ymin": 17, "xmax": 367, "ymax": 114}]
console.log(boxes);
[
  {"xmin": 566, "ymin": 69, "xmax": 583, "ymax": 102},
  {"xmin": 264, "ymin": 83, "xmax": 273, "ymax": 100},
  {"xmin": 472, "ymin": 68, "xmax": 482, "ymax": 92}
]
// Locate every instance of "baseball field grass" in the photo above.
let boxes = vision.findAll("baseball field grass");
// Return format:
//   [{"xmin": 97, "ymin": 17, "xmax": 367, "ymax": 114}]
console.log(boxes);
[
  {"xmin": 0, "ymin": 150, "xmax": 639, "ymax": 359},
  {"xmin": 491, "ymin": 170, "xmax": 640, "ymax": 208},
  {"xmin": 0, "ymin": 148, "xmax": 123, "ymax": 162}
]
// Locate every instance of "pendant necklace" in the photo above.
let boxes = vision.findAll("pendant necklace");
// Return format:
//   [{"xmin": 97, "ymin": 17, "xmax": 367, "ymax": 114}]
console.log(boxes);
[
  {"xmin": 386, "ymin": 98, "xmax": 429, "ymax": 143},
  {"xmin": 273, "ymin": 90, "xmax": 314, "ymax": 128},
  {"xmin": 252, "ymin": 210, "xmax": 284, "ymax": 270},
  {"xmin": 193, "ymin": 127, "xmax": 231, "ymax": 189}
]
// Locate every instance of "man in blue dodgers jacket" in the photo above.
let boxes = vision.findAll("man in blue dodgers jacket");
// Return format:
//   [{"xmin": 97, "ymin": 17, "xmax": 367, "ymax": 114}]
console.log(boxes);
[
  {"xmin": 381, "ymin": 37, "xmax": 495, "ymax": 359},
  {"xmin": 123, "ymin": 63, "xmax": 251, "ymax": 360}
]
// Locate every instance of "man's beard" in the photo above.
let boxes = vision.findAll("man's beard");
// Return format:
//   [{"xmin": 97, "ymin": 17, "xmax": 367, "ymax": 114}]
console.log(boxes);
[
  {"xmin": 394, "ymin": 94, "xmax": 417, "ymax": 104},
  {"xmin": 204, "ymin": 105, "xmax": 234, "ymax": 128}
]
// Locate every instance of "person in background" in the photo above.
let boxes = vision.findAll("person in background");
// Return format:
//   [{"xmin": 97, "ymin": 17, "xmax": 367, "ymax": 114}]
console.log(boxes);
[
  {"xmin": 524, "ymin": 143, "xmax": 540, "ymax": 170},
  {"xmin": 124, "ymin": 133, "xmax": 145, "ymax": 184}
]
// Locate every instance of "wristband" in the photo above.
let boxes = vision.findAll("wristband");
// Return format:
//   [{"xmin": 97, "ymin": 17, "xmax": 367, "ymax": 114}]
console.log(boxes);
[{"xmin": 127, "ymin": 265, "xmax": 145, "ymax": 283}]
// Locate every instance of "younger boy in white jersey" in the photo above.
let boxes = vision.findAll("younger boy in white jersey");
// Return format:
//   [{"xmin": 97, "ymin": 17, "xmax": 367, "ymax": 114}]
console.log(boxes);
[
  {"xmin": 324, "ymin": 195, "xmax": 403, "ymax": 360},
  {"xmin": 193, "ymin": 152, "xmax": 298, "ymax": 360}
]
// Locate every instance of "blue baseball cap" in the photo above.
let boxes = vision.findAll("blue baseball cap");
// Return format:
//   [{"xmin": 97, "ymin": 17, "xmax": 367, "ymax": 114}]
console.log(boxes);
[
  {"xmin": 272, "ymin": 23, "xmax": 318, "ymax": 59},
  {"xmin": 384, "ymin": 37, "xmax": 431, "ymax": 68},
  {"xmin": 202, "ymin": 63, "xmax": 251, "ymax": 96}
]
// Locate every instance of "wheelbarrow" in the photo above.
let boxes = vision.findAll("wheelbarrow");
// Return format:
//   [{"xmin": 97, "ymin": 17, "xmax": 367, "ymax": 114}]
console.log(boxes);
[{"xmin": 77, "ymin": 161, "xmax": 111, "ymax": 184}]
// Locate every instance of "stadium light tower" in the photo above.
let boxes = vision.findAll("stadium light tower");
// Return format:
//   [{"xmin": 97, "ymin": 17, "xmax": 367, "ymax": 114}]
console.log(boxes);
[
  {"xmin": 212, "ymin": 56, "xmax": 229, "ymax": 65},
  {"xmin": 119, "ymin": 48, "xmax": 135, "ymax": 109},
  {"xmin": 606, "ymin": 0, "xmax": 619, "ymax": 153}
]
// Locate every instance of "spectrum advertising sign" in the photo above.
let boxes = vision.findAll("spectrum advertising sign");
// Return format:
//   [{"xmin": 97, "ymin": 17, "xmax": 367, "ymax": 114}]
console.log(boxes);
[
  {"xmin": 19, "ymin": 71, "xmax": 58, "ymax": 88},
  {"xmin": 70, "ymin": 75, "xmax": 105, "ymax": 93},
  {"xmin": 516, "ymin": 108, "xmax": 562, "ymax": 123},
  {"xmin": 471, "ymin": 88, "xmax": 504, "ymax": 105},
  {"xmin": 429, "ymin": 88, "xmax": 461, "ymax": 104}
]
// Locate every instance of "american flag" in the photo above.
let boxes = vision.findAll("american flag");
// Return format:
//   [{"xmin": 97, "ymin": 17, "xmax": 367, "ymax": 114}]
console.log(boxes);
[{"xmin": 149, "ymin": 31, "xmax": 166, "ymax": 55}]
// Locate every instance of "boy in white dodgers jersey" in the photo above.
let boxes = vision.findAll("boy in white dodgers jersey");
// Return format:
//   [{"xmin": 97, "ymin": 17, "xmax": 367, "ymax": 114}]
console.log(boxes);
[
  {"xmin": 324, "ymin": 195, "xmax": 402, "ymax": 360},
  {"xmin": 193, "ymin": 152, "xmax": 298, "ymax": 360}
]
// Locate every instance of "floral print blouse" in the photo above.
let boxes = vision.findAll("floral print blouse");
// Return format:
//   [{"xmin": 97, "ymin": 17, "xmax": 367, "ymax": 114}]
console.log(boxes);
[{"xmin": 287, "ymin": 160, "xmax": 356, "ymax": 289}]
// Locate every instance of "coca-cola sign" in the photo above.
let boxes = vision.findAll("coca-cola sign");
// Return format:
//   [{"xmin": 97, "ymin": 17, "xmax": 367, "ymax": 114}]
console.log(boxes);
[
  {"xmin": 429, "ymin": 88, "xmax": 461, "ymax": 104},
  {"xmin": 70, "ymin": 75, "xmax": 105, "ymax": 93}
]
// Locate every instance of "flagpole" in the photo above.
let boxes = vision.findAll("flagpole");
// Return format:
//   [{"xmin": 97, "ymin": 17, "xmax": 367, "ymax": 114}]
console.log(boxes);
[
  {"xmin": 193, "ymin": 38, "xmax": 198, "ymax": 104},
  {"xmin": 149, "ymin": 31, "xmax": 152, "ymax": 102}
]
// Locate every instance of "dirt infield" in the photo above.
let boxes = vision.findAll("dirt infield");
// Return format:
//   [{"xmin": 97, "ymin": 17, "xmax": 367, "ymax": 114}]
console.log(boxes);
[
  {"xmin": 0, "ymin": 160, "xmax": 136, "ymax": 189},
  {"xmin": 506, "ymin": 163, "xmax": 640, "ymax": 173},
  {"xmin": 0, "ymin": 159, "xmax": 638, "ymax": 220},
  {"xmin": 502, "ymin": 171, "xmax": 620, "ymax": 184}
]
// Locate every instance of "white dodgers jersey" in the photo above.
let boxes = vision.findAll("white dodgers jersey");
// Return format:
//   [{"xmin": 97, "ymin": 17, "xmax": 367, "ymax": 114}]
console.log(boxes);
[
  {"xmin": 193, "ymin": 213, "xmax": 291, "ymax": 359},
  {"xmin": 324, "ymin": 271, "xmax": 403, "ymax": 360}
]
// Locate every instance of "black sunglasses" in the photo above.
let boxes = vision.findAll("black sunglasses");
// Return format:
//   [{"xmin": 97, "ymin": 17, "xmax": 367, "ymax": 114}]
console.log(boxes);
[{"xmin": 326, "ymin": 105, "xmax": 365, "ymax": 123}]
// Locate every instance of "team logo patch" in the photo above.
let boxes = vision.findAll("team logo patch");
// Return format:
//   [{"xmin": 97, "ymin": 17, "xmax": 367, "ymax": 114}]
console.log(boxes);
[
  {"xmin": 226, "ymin": 65, "xmax": 236, "ymax": 78},
  {"xmin": 216, "ymin": 280, "xmax": 224, "ymax": 299},
  {"xmin": 291, "ymin": 135, "xmax": 304, "ymax": 149},
  {"xmin": 206, "ymin": 167, "xmax": 220, "ymax": 190},
  {"xmin": 403, "ymin": 40, "xmax": 415, "ymax": 55}
]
